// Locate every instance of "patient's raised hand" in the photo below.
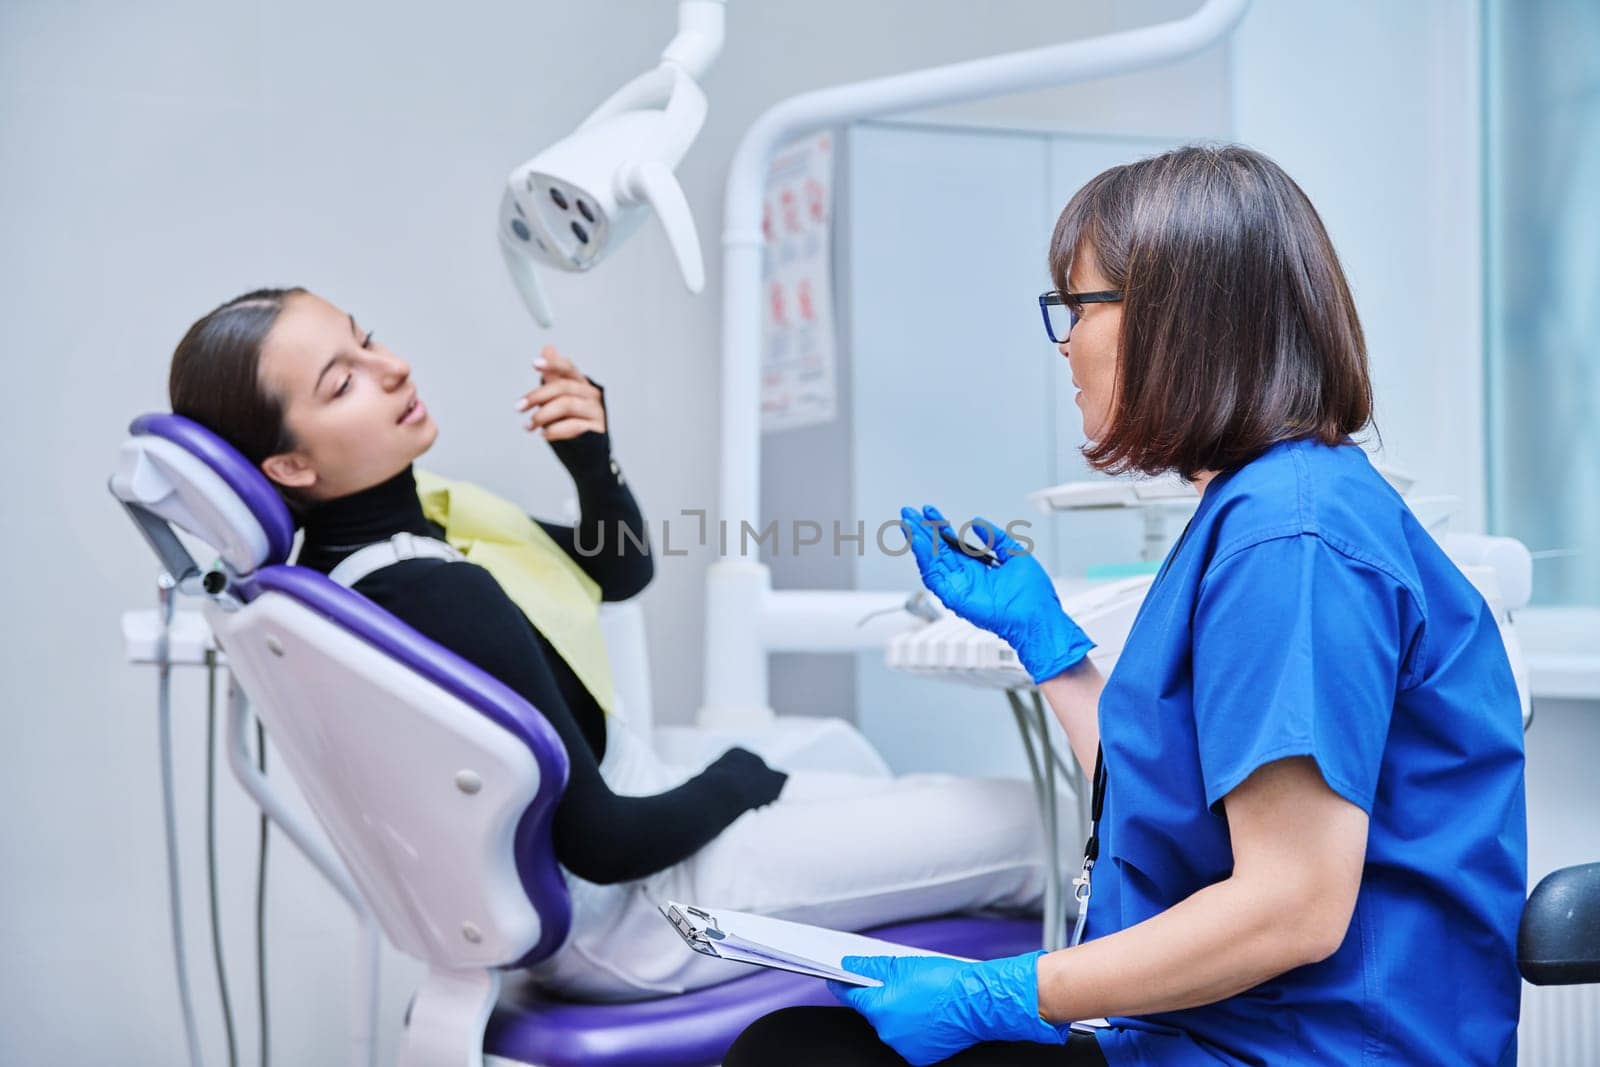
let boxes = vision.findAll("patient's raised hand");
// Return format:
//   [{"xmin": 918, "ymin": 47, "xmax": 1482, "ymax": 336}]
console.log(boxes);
[{"xmin": 516, "ymin": 345, "xmax": 607, "ymax": 442}]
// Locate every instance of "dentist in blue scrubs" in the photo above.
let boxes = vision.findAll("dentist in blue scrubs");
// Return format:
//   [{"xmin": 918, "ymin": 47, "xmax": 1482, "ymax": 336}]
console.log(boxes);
[{"xmin": 725, "ymin": 144, "xmax": 1528, "ymax": 1065}]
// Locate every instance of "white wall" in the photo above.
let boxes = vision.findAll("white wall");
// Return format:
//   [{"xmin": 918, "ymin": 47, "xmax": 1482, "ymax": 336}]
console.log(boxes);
[
  {"xmin": 1232, "ymin": 0, "xmax": 1487, "ymax": 529},
  {"xmin": 0, "ymin": 2, "xmax": 1231, "ymax": 1064}
]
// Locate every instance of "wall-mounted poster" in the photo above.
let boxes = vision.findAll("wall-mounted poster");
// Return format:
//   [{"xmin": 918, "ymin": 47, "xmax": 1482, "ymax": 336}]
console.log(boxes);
[{"xmin": 761, "ymin": 130, "xmax": 838, "ymax": 433}]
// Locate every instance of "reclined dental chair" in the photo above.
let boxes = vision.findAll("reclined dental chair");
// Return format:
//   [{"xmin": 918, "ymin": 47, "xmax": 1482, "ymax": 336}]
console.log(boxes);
[{"xmin": 111, "ymin": 412, "xmax": 1043, "ymax": 1067}]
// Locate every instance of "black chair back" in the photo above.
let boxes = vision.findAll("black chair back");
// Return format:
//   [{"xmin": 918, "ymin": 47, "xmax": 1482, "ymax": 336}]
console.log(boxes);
[{"xmin": 1519, "ymin": 863, "xmax": 1600, "ymax": 986}]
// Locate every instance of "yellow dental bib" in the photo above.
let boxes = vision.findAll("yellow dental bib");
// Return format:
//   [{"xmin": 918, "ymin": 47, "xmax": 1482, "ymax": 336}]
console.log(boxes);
[{"xmin": 414, "ymin": 468, "xmax": 617, "ymax": 715}]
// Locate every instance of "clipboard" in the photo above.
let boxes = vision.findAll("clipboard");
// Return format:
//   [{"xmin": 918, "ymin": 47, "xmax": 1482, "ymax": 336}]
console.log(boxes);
[
  {"xmin": 660, "ymin": 901, "xmax": 963, "ymax": 987},
  {"xmin": 659, "ymin": 901, "xmax": 1111, "ymax": 1032}
]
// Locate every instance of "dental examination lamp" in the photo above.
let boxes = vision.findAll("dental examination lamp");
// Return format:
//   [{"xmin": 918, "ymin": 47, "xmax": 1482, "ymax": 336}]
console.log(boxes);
[{"xmin": 498, "ymin": 0, "xmax": 724, "ymax": 327}]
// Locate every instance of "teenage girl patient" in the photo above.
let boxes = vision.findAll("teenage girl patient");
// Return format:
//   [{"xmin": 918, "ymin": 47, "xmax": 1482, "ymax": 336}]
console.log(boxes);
[{"xmin": 168, "ymin": 286, "xmax": 1049, "ymax": 1001}]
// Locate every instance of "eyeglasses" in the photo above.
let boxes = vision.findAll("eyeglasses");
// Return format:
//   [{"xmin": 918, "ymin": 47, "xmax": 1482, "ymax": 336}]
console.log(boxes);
[{"xmin": 1039, "ymin": 289, "xmax": 1123, "ymax": 344}]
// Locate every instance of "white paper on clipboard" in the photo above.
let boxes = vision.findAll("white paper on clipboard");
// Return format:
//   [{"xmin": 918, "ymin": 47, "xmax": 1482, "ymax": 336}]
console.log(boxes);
[
  {"xmin": 659, "ymin": 900, "xmax": 1109, "ymax": 1032},
  {"xmin": 661, "ymin": 901, "xmax": 957, "ymax": 987}
]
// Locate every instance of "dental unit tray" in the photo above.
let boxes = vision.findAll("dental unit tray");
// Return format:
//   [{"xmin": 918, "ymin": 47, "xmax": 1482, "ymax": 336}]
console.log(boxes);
[
  {"xmin": 1029, "ymin": 462, "xmax": 1418, "ymax": 514},
  {"xmin": 884, "ymin": 576, "xmax": 1151, "ymax": 691},
  {"xmin": 1028, "ymin": 475, "xmax": 1198, "ymax": 513}
]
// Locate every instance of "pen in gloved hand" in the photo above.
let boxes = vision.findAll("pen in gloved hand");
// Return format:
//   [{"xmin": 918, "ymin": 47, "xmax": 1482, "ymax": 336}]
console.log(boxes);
[{"xmin": 934, "ymin": 521, "xmax": 1002, "ymax": 567}]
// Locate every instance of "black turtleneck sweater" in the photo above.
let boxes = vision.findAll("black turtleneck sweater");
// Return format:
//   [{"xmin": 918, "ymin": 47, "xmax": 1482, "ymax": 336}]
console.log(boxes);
[{"xmin": 294, "ymin": 408, "xmax": 787, "ymax": 886}]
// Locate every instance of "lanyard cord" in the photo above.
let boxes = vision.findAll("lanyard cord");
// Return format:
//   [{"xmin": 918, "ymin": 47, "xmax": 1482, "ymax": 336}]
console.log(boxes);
[
  {"xmin": 1069, "ymin": 743, "xmax": 1107, "ymax": 948},
  {"xmin": 1065, "ymin": 499, "xmax": 1202, "ymax": 949}
]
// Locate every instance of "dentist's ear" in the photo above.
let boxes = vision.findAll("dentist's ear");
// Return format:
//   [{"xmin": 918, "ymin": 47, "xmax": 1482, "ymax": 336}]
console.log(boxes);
[{"xmin": 261, "ymin": 450, "xmax": 317, "ymax": 491}]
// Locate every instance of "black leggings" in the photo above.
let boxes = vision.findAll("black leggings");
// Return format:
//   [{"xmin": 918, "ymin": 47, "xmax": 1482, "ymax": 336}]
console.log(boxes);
[{"xmin": 723, "ymin": 1007, "xmax": 1110, "ymax": 1066}]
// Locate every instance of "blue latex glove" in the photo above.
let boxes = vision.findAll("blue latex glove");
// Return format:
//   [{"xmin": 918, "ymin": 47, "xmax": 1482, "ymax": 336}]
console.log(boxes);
[
  {"xmin": 900, "ymin": 504, "xmax": 1094, "ymax": 684},
  {"xmin": 827, "ymin": 951, "xmax": 1065, "ymax": 1066}
]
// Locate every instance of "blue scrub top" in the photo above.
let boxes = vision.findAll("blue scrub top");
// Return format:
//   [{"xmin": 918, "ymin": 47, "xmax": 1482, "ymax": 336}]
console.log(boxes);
[{"xmin": 1087, "ymin": 438, "xmax": 1527, "ymax": 1066}]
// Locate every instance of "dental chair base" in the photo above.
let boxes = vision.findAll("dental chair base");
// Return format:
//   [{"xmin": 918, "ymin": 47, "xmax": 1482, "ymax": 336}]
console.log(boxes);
[{"xmin": 403, "ymin": 968, "xmax": 505, "ymax": 1067}]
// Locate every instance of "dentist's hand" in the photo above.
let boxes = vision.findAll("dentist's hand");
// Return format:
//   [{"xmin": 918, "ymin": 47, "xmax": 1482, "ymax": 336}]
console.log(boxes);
[
  {"xmin": 827, "ymin": 952, "xmax": 1066, "ymax": 1066},
  {"xmin": 515, "ymin": 345, "xmax": 607, "ymax": 442},
  {"xmin": 901, "ymin": 504, "xmax": 1094, "ymax": 685}
]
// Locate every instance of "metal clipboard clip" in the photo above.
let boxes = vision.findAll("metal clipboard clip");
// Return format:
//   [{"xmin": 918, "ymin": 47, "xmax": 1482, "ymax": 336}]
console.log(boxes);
[{"xmin": 662, "ymin": 902, "xmax": 724, "ymax": 958}]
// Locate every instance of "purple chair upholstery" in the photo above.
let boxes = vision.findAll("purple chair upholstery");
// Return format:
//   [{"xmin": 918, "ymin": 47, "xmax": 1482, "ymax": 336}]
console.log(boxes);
[
  {"xmin": 130, "ymin": 413, "xmax": 297, "ymax": 564},
  {"xmin": 486, "ymin": 914, "xmax": 1043, "ymax": 1067},
  {"xmin": 130, "ymin": 413, "xmax": 1049, "ymax": 1065}
]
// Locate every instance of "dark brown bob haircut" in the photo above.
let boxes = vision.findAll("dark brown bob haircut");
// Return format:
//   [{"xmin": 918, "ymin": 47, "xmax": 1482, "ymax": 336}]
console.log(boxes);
[{"xmin": 1049, "ymin": 144, "xmax": 1373, "ymax": 480}]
